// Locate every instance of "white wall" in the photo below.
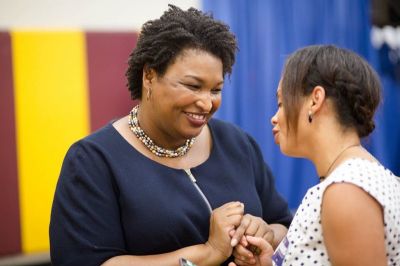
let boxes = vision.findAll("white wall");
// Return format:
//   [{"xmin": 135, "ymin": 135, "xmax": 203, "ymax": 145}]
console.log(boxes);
[{"xmin": 0, "ymin": 0, "xmax": 200, "ymax": 30}]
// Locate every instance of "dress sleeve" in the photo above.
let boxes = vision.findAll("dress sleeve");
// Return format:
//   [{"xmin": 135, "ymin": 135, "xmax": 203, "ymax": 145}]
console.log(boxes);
[
  {"xmin": 246, "ymin": 134, "xmax": 293, "ymax": 228},
  {"xmin": 50, "ymin": 141, "xmax": 126, "ymax": 266}
]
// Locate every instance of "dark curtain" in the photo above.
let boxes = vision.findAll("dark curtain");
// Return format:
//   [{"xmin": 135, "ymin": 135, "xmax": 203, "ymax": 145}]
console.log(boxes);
[{"xmin": 202, "ymin": 0, "xmax": 400, "ymax": 209}]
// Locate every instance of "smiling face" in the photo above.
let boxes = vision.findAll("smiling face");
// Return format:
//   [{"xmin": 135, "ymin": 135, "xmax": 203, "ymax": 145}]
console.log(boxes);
[{"xmin": 141, "ymin": 48, "xmax": 224, "ymax": 148}]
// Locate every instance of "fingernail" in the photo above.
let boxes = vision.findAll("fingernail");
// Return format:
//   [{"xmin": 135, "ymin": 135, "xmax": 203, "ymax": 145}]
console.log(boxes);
[{"xmin": 231, "ymin": 238, "xmax": 238, "ymax": 247}]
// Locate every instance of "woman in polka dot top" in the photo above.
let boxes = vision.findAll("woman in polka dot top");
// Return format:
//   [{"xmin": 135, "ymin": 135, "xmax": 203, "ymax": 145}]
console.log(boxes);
[{"xmin": 229, "ymin": 45, "xmax": 400, "ymax": 266}]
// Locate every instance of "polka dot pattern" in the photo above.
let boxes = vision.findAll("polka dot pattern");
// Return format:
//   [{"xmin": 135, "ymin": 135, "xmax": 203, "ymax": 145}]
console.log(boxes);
[{"xmin": 272, "ymin": 158, "xmax": 400, "ymax": 265}]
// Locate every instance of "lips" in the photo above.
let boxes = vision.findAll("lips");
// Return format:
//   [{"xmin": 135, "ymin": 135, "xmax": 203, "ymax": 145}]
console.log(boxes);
[
  {"xmin": 185, "ymin": 112, "xmax": 207, "ymax": 127},
  {"xmin": 186, "ymin": 113, "xmax": 206, "ymax": 120},
  {"xmin": 272, "ymin": 129, "xmax": 279, "ymax": 144}
]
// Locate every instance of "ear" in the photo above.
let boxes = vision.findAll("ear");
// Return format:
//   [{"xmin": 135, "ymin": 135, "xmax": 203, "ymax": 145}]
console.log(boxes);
[
  {"xmin": 309, "ymin": 86, "xmax": 326, "ymax": 114},
  {"xmin": 142, "ymin": 66, "xmax": 156, "ymax": 89}
]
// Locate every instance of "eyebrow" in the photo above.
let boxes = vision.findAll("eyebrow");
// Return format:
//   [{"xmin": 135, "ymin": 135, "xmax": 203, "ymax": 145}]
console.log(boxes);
[{"xmin": 184, "ymin": 75, "xmax": 224, "ymax": 85}]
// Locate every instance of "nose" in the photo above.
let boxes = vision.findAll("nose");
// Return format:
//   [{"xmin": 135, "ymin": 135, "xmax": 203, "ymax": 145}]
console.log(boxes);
[
  {"xmin": 195, "ymin": 91, "xmax": 213, "ymax": 112},
  {"xmin": 271, "ymin": 111, "xmax": 278, "ymax": 126}
]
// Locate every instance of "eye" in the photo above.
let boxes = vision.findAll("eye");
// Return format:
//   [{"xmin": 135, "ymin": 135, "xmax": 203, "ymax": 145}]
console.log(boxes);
[
  {"xmin": 211, "ymin": 88, "xmax": 222, "ymax": 95},
  {"xmin": 277, "ymin": 102, "xmax": 283, "ymax": 108},
  {"xmin": 183, "ymin": 83, "xmax": 201, "ymax": 90}
]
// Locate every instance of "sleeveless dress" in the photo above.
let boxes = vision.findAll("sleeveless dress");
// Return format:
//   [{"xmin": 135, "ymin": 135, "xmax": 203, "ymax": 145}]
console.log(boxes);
[{"xmin": 272, "ymin": 158, "xmax": 400, "ymax": 265}]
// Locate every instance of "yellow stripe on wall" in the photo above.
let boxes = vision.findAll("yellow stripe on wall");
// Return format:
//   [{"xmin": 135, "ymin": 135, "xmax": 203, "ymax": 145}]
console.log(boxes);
[{"xmin": 12, "ymin": 31, "xmax": 90, "ymax": 253}]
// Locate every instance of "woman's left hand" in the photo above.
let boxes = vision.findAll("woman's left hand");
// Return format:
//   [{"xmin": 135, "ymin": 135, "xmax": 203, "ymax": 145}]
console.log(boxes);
[{"xmin": 230, "ymin": 214, "xmax": 274, "ymax": 265}]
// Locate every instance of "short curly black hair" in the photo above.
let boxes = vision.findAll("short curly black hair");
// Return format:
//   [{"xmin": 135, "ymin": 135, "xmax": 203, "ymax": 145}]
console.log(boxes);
[
  {"xmin": 281, "ymin": 45, "xmax": 381, "ymax": 138},
  {"xmin": 126, "ymin": 4, "xmax": 237, "ymax": 100}
]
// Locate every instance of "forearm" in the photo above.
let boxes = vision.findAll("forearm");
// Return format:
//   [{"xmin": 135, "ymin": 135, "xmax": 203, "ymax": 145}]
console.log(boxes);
[
  {"xmin": 269, "ymin": 223, "xmax": 288, "ymax": 249},
  {"xmin": 101, "ymin": 243, "xmax": 225, "ymax": 266}
]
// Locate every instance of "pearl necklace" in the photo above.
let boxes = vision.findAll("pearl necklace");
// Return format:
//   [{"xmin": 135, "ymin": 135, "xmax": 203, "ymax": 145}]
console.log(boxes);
[{"xmin": 128, "ymin": 105, "xmax": 195, "ymax": 158}]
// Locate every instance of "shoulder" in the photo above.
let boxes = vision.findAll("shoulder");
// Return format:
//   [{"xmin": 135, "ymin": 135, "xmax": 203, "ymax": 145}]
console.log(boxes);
[
  {"xmin": 59, "ymin": 125, "xmax": 124, "ymax": 189},
  {"xmin": 325, "ymin": 158, "xmax": 399, "ymax": 206},
  {"xmin": 321, "ymin": 181, "xmax": 386, "ymax": 264},
  {"xmin": 322, "ymin": 158, "xmax": 387, "ymax": 221},
  {"xmin": 62, "ymin": 123, "xmax": 125, "ymax": 171},
  {"xmin": 322, "ymin": 182, "xmax": 382, "ymax": 215},
  {"xmin": 83, "ymin": 123, "xmax": 119, "ymax": 145},
  {"xmin": 67, "ymin": 123, "xmax": 121, "ymax": 154}
]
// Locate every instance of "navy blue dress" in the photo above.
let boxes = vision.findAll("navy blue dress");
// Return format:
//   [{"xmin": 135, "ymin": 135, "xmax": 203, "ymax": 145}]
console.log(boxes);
[{"xmin": 50, "ymin": 118, "xmax": 292, "ymax": 266}]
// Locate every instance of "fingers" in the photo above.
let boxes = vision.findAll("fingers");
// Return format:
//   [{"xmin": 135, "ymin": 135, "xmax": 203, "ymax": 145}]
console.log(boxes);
[
  {"xmin": 245, "ymin": 236, "xmax": 274, "ymax": 256},
  {"xmin": 232, "ymin": 214, "xmax": 268, "ymax": 247},
  {"xmin": 246, "ymin": 217, "xmax": 261, "ymax": 237},
  {"xmin": 212, "ymin": 202, "xmax": 244, "ymax": 229},
  {"xmin": 232, "ymin": 244, "xmax": 254, "ymax": 258},
  {"xmin": 233, "ymin": 256, "xmax": 257, "ymax": 266},
  {"xmin": 231, "ymin": 214, "xmax": 251, "ymax": 246},
  {"xmin": 232, "ymin": 243, "xmax": 259, "ymax": 264},
  {"xmin": 241, "ymin": 214, "xmax": 274, "ymax": 246},
  {"xmin": 262, "ymin": 229, "xmax": 274, "ymax": 245},
  {"xmin": 207, "ymin": 201, "xmax": 245, "ymax": 259},
  {"xmin": 240, "ymin": 235, "xmax": 248, "ymax": 247},
  {"xmin": 225, "ymin": 201, "xmax": 245, "ymax": 216},
  {"xmin": 221, "ymin": 201, "xmax": 244, "ymax": 210},
  {"xmin": 216, "ymin": 202, "xmax": 244, "ymax": 219},
  {"xmin": 227, "ymin": 214, "xmax": 245, "ymax": 229}
]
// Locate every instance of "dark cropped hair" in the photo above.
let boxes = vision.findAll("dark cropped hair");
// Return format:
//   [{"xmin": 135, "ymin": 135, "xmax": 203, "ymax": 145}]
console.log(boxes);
[
  {"xmin": 281, "ymin": 45, "xmax": 381, "ymax": 138},
  {"xmin": 126, "ymin": 4, "xmax": 237, "ymax": 99}
]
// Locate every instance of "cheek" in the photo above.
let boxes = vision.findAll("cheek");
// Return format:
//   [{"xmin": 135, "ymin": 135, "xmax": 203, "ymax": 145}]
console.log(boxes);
[
  {"xmin": 211, "ymin": 96, "xmax": 222, "ymax": 111},
  {"xmin": 277, "ymin": 112, "xmax": 286, "ymax": 131}
]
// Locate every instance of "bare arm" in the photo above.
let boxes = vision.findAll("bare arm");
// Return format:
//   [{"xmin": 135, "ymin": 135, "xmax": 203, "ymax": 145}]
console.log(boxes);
[{"xmin": 321, "ymin": 183, "xmax": 386, "ymax": 266}]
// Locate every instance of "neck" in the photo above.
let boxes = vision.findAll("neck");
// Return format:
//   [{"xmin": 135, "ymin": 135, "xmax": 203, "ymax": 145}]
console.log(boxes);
[
  {"xmin": 129, "ymin": 104, "xmax": 196, "ymax": 158},
  {"xmin": 137, "ymin": 103, "xmax": 187, "ymax": 149},
  {"xmin": 308, "ymin": 130, "xmax": 361, "ymax": 181}
]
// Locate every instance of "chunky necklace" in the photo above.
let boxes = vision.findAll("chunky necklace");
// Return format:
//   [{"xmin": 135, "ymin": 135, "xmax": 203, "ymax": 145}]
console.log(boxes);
[
  {"xmin": 319, "ymin": 143, "xmax": 360, "ymax": 182},
  {"xmin": 128, "ymin": 105, "xmax": 195, "ymax": 158}
]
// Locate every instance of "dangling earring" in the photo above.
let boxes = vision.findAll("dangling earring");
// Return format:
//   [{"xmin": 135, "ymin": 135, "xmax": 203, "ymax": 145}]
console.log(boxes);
[
  {"xmin": 146, "ymin": 87, "xmax": 152, "ymax": 101},
  {"xmin": 308, "ymin": 110, "xmax": 313, "ymax": 123}
]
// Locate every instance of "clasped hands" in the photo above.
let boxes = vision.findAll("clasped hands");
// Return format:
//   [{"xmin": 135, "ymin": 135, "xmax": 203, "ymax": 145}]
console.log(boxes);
[{"xmin": 207, "ymin": 202, "xmax": 274, "ymax": 266}]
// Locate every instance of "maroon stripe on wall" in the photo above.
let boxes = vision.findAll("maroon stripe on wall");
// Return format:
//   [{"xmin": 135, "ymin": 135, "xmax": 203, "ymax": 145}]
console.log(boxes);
[
  {"xmin": 86, "ymin": 32, "xmax": 138, "ymax": 131},
  {"xmin": 0, "ymin": 32, "xmax": 21, "ymax": 255}
]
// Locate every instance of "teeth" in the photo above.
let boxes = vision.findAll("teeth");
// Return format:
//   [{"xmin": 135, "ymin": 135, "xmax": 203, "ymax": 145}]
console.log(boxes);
[{"xmin": 187, "ymin": 113, "xmax": 205, "ymax": 120}]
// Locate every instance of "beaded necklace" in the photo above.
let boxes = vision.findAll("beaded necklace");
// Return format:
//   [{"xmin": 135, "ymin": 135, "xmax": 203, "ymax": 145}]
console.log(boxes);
[{"xmin": 128, "ymin": 105, "xmax": 195, "ymax": 158}]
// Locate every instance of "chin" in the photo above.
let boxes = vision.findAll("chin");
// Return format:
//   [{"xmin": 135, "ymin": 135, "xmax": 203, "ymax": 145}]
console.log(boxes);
[
  {"xmin": 281, "ymin": 147, "xmax": 304, "ymax": 158},
  {"xmin": 183, "ymin": 127, "xmax": 204, "ymax": 139},
  {"xmin": 279, "ymin": 144, "xmax": 293, "ymax": 157}
]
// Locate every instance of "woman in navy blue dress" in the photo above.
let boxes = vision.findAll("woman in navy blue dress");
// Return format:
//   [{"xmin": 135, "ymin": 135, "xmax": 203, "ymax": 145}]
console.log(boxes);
[{"xmin": 50, "ymin": 5, "xmax": 292, "ymax": 266}]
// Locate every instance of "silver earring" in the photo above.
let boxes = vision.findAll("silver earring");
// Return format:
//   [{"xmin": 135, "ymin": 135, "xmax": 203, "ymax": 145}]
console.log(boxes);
[
  {"xmin": 146, "ymin": 87, "xmax": 152, "ymax": 101},
  {"xmin": 308, "ymin": 110, "xmax": 313, "ymax": 123}
]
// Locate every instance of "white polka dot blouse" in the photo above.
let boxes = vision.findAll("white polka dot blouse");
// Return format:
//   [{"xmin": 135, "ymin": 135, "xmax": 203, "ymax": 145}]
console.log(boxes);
[{"xmin": 272, "ymin": 158, "xmax": 400, "ymax": 265}]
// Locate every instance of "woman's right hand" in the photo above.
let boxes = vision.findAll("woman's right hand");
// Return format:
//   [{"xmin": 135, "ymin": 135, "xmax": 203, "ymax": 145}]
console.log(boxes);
[
  {"xmin": 206, "ymin": 201, "xmax": 244, "ymax": 261},
  {"xmin": 228, "ymin": 235, "xmax": 274, "ymax": 266}
]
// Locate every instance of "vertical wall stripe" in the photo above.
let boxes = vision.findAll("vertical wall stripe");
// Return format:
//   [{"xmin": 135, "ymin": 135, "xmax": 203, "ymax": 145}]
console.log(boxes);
[
  {"xmin": 86, "ymin": 32, "xmax": 138, "ymax": 130},
  {"xmin": 11, "ymin": 31, "xmax": 90, "ymax": 253},
  {"xmin": 0, "ymin": 32, "xmax": 21, "ymax": 255}
]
